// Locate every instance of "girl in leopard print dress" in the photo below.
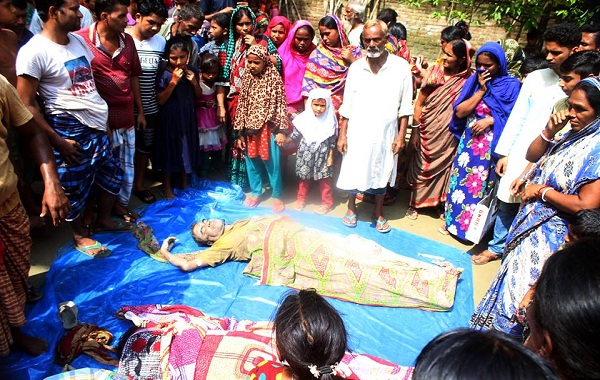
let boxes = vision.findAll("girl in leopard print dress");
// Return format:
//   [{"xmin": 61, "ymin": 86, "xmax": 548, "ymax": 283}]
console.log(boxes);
[{"xmin": 234, "ymin": 44, "xmax": 288, "ymax": 213}]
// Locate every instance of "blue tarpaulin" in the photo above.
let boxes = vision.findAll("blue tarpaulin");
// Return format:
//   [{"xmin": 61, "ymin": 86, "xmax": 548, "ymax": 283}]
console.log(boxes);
[{"xmin": 1, "ymin": 179, "xmax": 473, "ymax": 379}]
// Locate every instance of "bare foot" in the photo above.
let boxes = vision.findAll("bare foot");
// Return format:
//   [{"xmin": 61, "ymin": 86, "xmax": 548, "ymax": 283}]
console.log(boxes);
[
  {"xmin": 11, "ymin": 327, "xmax": 48, "ymax": 356},
  {"xmin": 471, "ymin": 249, "xmax": 501, "ymax": 265},
  {"xmin": 162, "ymin": 186, "xmax": 175, "ymax": 200}
]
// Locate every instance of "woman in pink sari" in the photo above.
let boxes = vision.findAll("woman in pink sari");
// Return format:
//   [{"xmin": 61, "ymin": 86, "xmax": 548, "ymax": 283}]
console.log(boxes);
[{"xmin": 278, "ymin": 20, "xmax": 316, "ymax": 117}]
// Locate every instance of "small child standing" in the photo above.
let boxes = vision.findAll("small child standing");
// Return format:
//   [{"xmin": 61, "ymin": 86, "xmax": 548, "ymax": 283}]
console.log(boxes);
[
  {"xmin": 198, "ymin": 12, "xmax": 229, "ymax": 58},
  {"xmin": 290, "ymin": 88, "xmax": 337, "ymax": 214},
  {"xmin": 234, "ymin": 44, "xmax": 288, "ymax": 213},
  {"xmin": 196, "ymin": 55, "xmax": 226, "ymax": 177},
  {"xmin": 155, "ymin": 35, "xmax": 202, "ymax": 199}
]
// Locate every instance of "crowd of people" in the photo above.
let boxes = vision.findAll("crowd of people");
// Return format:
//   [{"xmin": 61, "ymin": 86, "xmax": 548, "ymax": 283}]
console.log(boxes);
[{"xmin": 0, "ymin": 0, "xmax": 599, "ymax": 377}]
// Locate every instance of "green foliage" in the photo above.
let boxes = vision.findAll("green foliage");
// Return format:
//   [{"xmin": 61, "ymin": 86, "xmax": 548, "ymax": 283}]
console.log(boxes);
[{"xmin": 401, "ymin": 0, "xmax": 600, "ymax": 33}]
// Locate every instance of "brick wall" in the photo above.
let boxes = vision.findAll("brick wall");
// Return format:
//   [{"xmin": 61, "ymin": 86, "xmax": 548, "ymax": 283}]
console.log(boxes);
[{"xmin": 283, "ymin": 0, "xmax": 513, "ymax": 61}]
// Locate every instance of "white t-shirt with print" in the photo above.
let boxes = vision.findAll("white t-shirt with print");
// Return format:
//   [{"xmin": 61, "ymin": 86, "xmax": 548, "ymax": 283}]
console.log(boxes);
[{"xmin": 17, "ymin": 33, "xmax": 108, "ymax": 131}]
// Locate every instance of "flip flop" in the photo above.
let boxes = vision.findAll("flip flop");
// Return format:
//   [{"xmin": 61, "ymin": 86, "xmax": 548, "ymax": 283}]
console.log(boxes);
[
  {"xmin": 439, "ymin": 225, "xmax": 449, "ymax": 236},
  {"xmin": 58, "ymin": 301, "xmax": 79, "ymax": 330},
  {"xmin": 342, "ymin": 211, "xmax": 357, "ymax": 228},
  {"xmin": 133, "ymin": 189, "xmax": 156, "ymax": 204},
  {"xmin": 405, "ymin": 207, "xmax": 418, "ymax": 220},
  {"xmin": 113, "ymin": 209, "xmax": 139, "ymax": 223},
  {"xmin": 95, "ymin": 220, "xmax": 133, "ymax": 233},
  {"xmin": 75, "ymin": 240, "xmax": 112, "ymax": 258},
  {"xmin": 375, "ymin": 217, "xmax": 391, "ymax": 233}
]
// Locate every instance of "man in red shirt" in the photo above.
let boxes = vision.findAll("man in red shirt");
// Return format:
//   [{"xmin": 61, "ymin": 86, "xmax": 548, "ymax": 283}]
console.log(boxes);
[{"xmin": 77, "ymin": 0, "xmax": 144, "ymax": 224}]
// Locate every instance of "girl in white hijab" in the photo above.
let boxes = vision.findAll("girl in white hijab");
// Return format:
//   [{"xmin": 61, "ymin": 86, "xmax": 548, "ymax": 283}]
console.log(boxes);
[{"xmin": 290, "ymin": 88, "xmax": 338, "ymax": 214}]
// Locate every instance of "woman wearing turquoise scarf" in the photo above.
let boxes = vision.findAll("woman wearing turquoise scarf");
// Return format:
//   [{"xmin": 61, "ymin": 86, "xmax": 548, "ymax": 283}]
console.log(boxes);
[
  {"xmin": 470, "ymin": 77, "xmax": 600, "ymax": 336},
  {"xmin": 216, "ymin": 6, "xmax": 281, "ymax": 190}
]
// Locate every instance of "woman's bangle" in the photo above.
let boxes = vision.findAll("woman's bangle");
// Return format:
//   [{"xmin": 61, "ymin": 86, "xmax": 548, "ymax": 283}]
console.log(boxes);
[
  {"xmin": 541, "ymin": 187, "xmax": 553, "ymax": 202},
  {"xmin": 411, "ymin": 124, "xmax": 420, "ymax": 128},
  {"xmin": 540, "ymin": 130, "xmax": 552, "ymax": 142},
  {"xmin": 537, "ymin": 186, "xmax": 551, "ymax": 198}
]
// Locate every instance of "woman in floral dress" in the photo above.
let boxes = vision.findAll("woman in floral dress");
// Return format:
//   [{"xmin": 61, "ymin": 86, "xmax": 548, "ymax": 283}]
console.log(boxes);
[{"xmin": 443, "ymin": 42, "xmax": 520, "ymax": 240}]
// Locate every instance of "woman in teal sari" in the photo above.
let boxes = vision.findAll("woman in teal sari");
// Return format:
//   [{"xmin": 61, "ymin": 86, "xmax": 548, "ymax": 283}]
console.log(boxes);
[{"xmin": 470, "ymin": 77, "xmax": 600, "ymax": 336}]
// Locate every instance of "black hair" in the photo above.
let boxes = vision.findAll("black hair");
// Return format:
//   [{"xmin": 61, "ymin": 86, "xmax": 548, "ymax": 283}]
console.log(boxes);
[
  {"xmin": 36, "ymin": 0, "xmax": 67, "ymax": 22},
  {"xmin": 413, "ymin": 329, "xmax": 558, "ymax": 380},
  {"xmin": 137, "ymin": 0, "xmax": 167, "ymax": 18},
  {"xmin": 520, "ymin": 54, "xmax": 548, "ymax": 76},
  {"xmin": 581, "ymin": 23, "xmax": 600, "ymax": 47},
  {"xmin": 389, "ymin": 22, "xmax": 406, "ymax": 41},
  {"xmin": 211, "ymin": 11, "xmax": 229, "ymax": 29},
  {"xmin": 11, "ymin": 0, "xmax": 27, "ymax": 11},
  {"xmin": 178, "ymin": 2, "xmax": 203, "ymax": 22},
  {"xmin": 200, "ymin": 54, "xmax": 219, "ymax": 73},
  {"xmin": 376, "ymin": 8, "xmax": 397, "ymax": 25},
  {"xmin": 318, "ymin": 15, "xmax": 337, "ymax": 31},
  {"xmin": 95, "ymin": 0, "xmax": 130, "ymax": 20},
  {"xmin": 568, "ymin": 209, "xmax": 600, "ymax": 240},
  {"xmin": 454, "ymin": 20, "xmax": 471, "ymax": 40},
  {"xmin": 296, "ymin": 24, "xmax": 315, "ymax": 40},
  {"xmin": 560, "ymin": 50, "xmax": 600, "ymax": 77},
  {"xmin": 446, "ymin": 39, "xmax": 469, "ymax": 72},
  {"xmin": 232, "ymin": 6, "xmax": 252, "ymax": 27},
  {"xmin": 572, "ymin": 79, "xmax": 600, "ymax": 115},
  {"xmin": 440, "ymin": 25, "xmax": 466, "ymax": 43},
  {"xmin": 163, "ymin": 34, "xmax": 190, "ymax": 58},
  {"xmin": 543, "ymin": 23, "xmax": 581, "ymax": 49},
  {"xmin": 177, "ymin": 3, "xmax": 204, "ymax": 22},
  {"xmin": 533, "ymin": 238, "xmax": 600, "ymax": 379},
  {"xmin": 478, "ymin": 51, "xmax": 501, "ymax": 67},
  {"xmin": 274, "ymin": 289, "xmax": 347, "ymax": 380}
]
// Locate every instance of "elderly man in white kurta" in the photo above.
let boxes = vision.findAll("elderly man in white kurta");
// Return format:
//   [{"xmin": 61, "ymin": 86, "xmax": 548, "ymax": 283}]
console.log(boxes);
[{"xmin": 336, "ymin": 20, "xmax": 412, "ymax": 233}]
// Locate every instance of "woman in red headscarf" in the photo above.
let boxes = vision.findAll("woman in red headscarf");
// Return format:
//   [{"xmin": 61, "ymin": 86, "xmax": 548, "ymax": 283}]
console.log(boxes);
[{"xmin": 265, "ymin": 16, "xmax": 291, "ymax": 48}]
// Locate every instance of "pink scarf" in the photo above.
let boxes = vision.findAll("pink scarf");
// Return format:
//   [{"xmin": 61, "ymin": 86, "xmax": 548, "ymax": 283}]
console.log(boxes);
[{"xmin": 277, "ymin": 20, "xmax": 316, "ymax": 106}]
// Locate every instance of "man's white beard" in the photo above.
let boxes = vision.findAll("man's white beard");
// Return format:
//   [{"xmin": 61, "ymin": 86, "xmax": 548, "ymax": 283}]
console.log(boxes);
[{"xmin": 366, "ymin": 46, "xmax": 384, "ymax": 58}]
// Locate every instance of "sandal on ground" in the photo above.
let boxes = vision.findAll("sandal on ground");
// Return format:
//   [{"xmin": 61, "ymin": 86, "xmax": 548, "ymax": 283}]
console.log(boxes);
[
  {"xmin": 244, "ymin": 195, "xmax": 260, "ymax": 208},
  {"xmin": 342, "ymin": 211, "xmax": 357, "ymax": 228},
  {"xmin": 314, "ymin": 205, "xmax": 332, "ymax": 215},
  {"xmin": 294, "ymin": 202, "xmax": 305, "ymax": 211},
  {"xmin": 75, "ymin": 241, "xmax": 112, "ymax": 258},
  {"xmin": 113, "ymin": 209, "xmax": 139, "ymax": 223},
  {"xmin": 133, "ymin": 189, "xmax": 156, "ymax": 204},
  {"xmin": 405, "ymin": 207, "xmax": 418, "ymax": 220},
  {"xmin": 375, "ymin": 217, "xmax": 391, "ymax": 233},
  {"xmin": 272, "ymin": 199, "xmax": 285, "ymax": 213},
  {"xmin": 95, "ymin": 220, "xmax": 133, "ymax": 233},
  {"xmin": 58, "ymin": 301, "xmax": 79, "ymax": 330},
  {"xmin": 471, "ymin": 250, "xmax": 502, "ymax": 265},
  {"xmin": 438, "ymin": 225, "xmax": 449, "ymax": 236}
]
